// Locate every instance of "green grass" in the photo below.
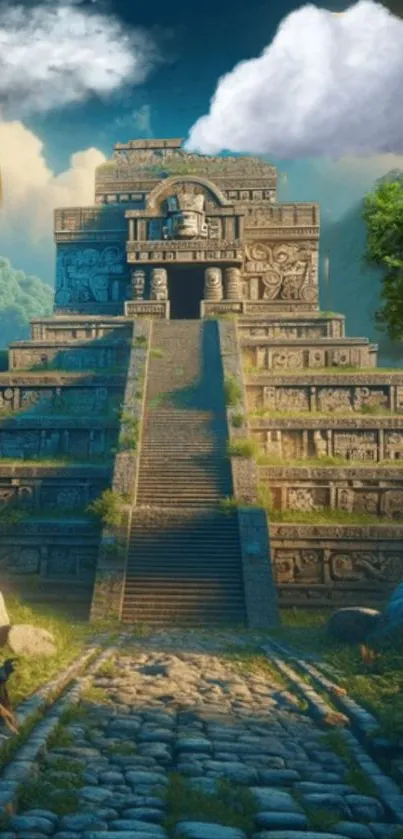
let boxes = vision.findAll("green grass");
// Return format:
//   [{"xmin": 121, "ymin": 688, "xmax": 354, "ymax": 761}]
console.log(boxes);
[
  {"xmin": 0, "ymin": 596, "xmax": 93, "ymax": 707},
  {"xmin": 256, "ymin": 453, "xmax": 403, "ymax": 468},
  {"xmin": 222, "ymin": 646, "xmax": 286, "ymax": 685},
  {"xmin": 224, "ymin": 376, "xmax": 243, "ymax": 407},
  {"xmin": 80, "ymin": 685, "xmax": 109, "ymax": 704},
  {"xmin": 163, "ymin": 773, "xmax": 257, "ymax": 835},
  {"xmin": 96, "ymin": 659, "xmax": 118, "ymax": 678},
  {"xmin": 269, "ymin": 507, "xmax": 403, "ymax": 525},
  {"xmin": 150, "ymin": 347, "xmax": 164, "ymax": 358},
  {"xmin": 250, "ymin": 406, "xmax": 394, "ymax": 418},
  {"xmin": 227, "ymin": 437, "xmax": 259, "ymax": 458},
  {"xmin": 107, "ymin": 741, "xmax": 137, "ymax": 755},
  {"xmin": 274, "ymin": 609, "xmax": 403, "ymax": 740},
  {"xmin": 231, "ymin": 411, "xmax": 245, "ymax": 428},
  {"xmin": 87, "ymin": 488, "xmax": 127, "ymax": 528},
  {"xmin": 244, "ymin": 364, "xmax": 402, "ymax": 376},
  {"xmin": 134, "ymin": 335, "xmax": 148, "ymax": 347}
]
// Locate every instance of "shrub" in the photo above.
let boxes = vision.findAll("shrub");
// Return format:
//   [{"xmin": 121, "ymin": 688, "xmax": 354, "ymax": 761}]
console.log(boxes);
[
  {"xmin": 87, "ymin": 489, "xmax": 125, "ymax": 529},
  {"xmin": 224, "ymin": 376, "xmax": 242, "ymax": 406},
  {"xmin": 227, "ymin": 438, "xmax": 259, "ymax": 458},
  {"xmin": 231, "ymin": 411, "xmax": 244, "ymax": 428}
]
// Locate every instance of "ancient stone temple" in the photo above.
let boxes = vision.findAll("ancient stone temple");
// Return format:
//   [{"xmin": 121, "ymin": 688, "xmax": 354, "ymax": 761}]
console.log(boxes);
[{"xmin": 1, "ymin": 137, "xmax": 402, "ymax": 623}]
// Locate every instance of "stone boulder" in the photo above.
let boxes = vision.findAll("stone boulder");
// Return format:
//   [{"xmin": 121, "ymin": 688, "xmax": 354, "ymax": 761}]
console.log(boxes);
[
  {"xmin": 369, "ymin": 582, "xmax": 403, "ymax": 643},
  {"xmin": 8, "ymin": 625, "xmax": 56, "ymax": 657},
  {"xmin": 327, "ymin": 607, "xmax": 381, "ymax": 643}
]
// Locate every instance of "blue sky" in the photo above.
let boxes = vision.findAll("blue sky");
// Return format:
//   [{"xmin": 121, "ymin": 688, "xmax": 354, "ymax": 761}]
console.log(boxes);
[{"xmin": 0, "ymin": 0, "xmax": 402, "ymax": 356}]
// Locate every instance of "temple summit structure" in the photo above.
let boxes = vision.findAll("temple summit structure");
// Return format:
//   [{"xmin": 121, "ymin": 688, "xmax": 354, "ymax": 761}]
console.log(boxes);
[{"xmin": 0, "ymin": 138, "xmax": 402, "ymax": 626}]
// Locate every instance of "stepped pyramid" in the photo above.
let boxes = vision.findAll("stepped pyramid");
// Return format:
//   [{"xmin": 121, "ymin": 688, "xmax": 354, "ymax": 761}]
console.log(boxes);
[{"xmin": 0, "ymin": 137, "xmax": 401, "ymax": 623}]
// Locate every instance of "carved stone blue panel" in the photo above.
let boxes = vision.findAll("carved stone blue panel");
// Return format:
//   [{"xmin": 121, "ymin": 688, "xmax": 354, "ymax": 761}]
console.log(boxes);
[{"xmin": 55, "ymin": 242, "xmax": 128, "ymax": 308}]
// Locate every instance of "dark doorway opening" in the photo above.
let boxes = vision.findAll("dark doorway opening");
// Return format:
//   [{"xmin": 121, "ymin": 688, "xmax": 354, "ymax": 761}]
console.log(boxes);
[{"xmin": 168, "ymin": 265, "xmax": 204, "ymax": 319}]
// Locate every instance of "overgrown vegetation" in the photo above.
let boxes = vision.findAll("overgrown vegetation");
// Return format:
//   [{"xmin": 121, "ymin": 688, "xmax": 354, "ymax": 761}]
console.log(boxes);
[
  {"xmin": 119, "ymin": 412, "xmax": 140, "ymax": 451},
  {"xmin": 134, "ymin": 334, "xmax": 148, "ymax": 347},
  {"xmin": 150, "ymin": 347, "xmax": 164, "ymax": 358},
  {"xmin": 163, "ymin": 773, "xmax": 257, "ymax": 835},
  {"xmin": 87, "ymin": 488, "xmax": 126, "ymax": 529},
  {"xmin": 275, "ymin": 609, "xmax": 403, "ymax": 740},
  {"xmin": 224, "ymin": 376, "xmax": 242, "ymax": 407},
  {"xmin": 269, "ymin": 507, "xmax": 403, "ymax": 525},
  {"xmin": 227, "ymin": 437, "xmax": 259, "ymax": 458},
  {"xmin": 231, "ymin": 411, "xmax": 245, "ymax": 428}
]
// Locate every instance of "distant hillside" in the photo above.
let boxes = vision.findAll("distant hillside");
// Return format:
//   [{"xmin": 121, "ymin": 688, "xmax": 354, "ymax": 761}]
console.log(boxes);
[{"xmin": 0, "ymin": 257, "xmax": 53, "ymax": 349}]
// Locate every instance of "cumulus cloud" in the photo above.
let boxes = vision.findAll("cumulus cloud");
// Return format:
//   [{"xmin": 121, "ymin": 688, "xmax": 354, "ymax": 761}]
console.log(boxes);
[
  {"xmin": 0, "ymin": 2, "xmax": 159, "ymax": 117},
  {"xmin": 0, "ymin": 120, "xmax": 105, "ymax": 282},
  {"xmin": 186, "ymin": 1, "xmax": 403, "ymax": 158}
]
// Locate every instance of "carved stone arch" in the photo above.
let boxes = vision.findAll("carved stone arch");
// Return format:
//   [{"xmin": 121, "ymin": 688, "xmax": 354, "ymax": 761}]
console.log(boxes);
[{"xmin": 147, "ymin": 175, "xmax": 232, "ymax": 210}]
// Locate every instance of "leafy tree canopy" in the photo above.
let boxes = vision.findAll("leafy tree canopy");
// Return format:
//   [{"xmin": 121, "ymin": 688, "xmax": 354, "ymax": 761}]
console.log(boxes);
[
  {"xmin": 363, "ymin": 172, "xmax": 403, "ymax": 341},
  {"xmin": 0, "ymin": 257, "xmax": 53, "ymax": 349}
]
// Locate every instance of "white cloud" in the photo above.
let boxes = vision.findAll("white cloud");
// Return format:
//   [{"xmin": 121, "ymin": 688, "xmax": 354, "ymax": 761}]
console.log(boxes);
[
  {"xmin": 0, "ymin": 3, "xmax": 158, "ymax": 117},
  {"xmin": 186, "ymin": 1, "xmax": 403, "ymax": 158},
  {"xmin": 0, "ymin": 121, "xmax": 105, "ymax": 279}
]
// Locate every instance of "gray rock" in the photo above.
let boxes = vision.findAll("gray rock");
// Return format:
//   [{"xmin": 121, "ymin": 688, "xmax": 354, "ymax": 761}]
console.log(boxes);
[
  {"xmin": 79, "ymin": 786, "xmax": 114, "ymax": 803},
  {"xmin": 204, "ymin": 761, "xmax": 258, "ymax": 784},
  {"xmin": 120, "ymin": 809, "xmax": 164, "ymax": 822},
  {"xmin": 176, "ymin": 738, "xmax": 212, "ymax": 753},
  {"xmin": 9, "ymin": 817, "xmax": 54, "ymax": 834},
  {"xmin": 250, "ymin": 787, "xmax": 302, "ymax": 813},
  {"xmin": 61, "ymin": 814, "xmax": 108, "ymax": 831},
  {"xmin": 21, "ymin": 811, "xmax": 59, "ymax": 824},
  {"xmin": 8, "ymin": 625, "xmax": 56, "ymax": 657},
  {"xmin": 332, "ymin": 823, "xmax": 374, "ymax": 838},
  {"xmin": 258, "ymin": 769, "xmax": 300, "ymax": 785},
  {"xmin": 125, "ymin": 771, "xmax": 168, "ymax": 787},
  {"xmin": 327, "ymin": 608, "xmax": 381, "ymax": 643},
  {"xmin": 345, "ymin": 794, "xmax": 384, "ymax": 821},
  {"xmin": 109, "ymin": 821, "xmax": 166, "ymax": 834},
  {"xmin": 302, "ymin": 793, "xmax": 351, "ymax": 818},
  {"xmin": 175, "ymin": 823, "xmax": 246, "ymax": 839},
  {"xmin": 255, "ymin": 813, "xmax": 308, "ymax": 829}
]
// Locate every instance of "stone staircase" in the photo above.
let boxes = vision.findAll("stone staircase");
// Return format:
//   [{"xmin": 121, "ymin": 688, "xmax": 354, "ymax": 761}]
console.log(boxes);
[{"xmin": 121, "ymin": 320, "xmax": 247, "ymax": 626}]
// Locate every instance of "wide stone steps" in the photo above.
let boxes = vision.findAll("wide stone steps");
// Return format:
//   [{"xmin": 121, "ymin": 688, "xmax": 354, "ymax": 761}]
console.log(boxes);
[{"xmin": 121, "ymin": 320, "xmax": 245, "ymax": 626}]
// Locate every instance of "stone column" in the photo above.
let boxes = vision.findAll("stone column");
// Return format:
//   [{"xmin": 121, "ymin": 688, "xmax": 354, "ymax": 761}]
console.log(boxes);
[
  {"xmin": 128, "ymin": 218, "xmax": 135, "ymax": 241},
  {"xmin": 131, "ymin": 269, "xmax": 145, "ymax": 300},
  {"xmin": 204, "ymin": 267, "xmax": 223, "ymax": 301},
  {"xmin": 150, "ymin": 267, "xmax": 168, "ymax": 301},
  {"xmin": 224, "ymin": 266, "xmax": 242, "ymax": 300}
]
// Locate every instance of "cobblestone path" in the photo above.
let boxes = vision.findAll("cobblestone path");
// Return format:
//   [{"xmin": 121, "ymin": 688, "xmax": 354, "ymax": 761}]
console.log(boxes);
[{"xmin": 5, "ymin": 630, "xmax": 403, "ymax": 839}]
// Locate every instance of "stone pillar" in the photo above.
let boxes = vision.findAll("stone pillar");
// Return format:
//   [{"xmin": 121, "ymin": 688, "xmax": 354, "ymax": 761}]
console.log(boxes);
[
  {"xmin": 224, "ymin": 266, "xmax": 242, "ymax": 300},
  {"xmin": 150, "ymin": 267, "xmax": 168, "ymax": 301},
  {"xmin": 131, "ymin": 269, "xmax": 145, "ymax": 300},
  {"xmin": 128, "ymin": 218, "xmax": 135, "ymax": 241},
  {"xmin": 204, "ymin": 267, "xmax": 223, "ymax": 301}
]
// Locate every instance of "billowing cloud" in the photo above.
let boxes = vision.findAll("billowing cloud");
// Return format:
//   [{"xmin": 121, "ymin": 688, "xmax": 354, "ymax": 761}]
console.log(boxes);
[
  {"xmin": 0, "ymin": 120, "xmax": 106, "ymax": 281},
  {"xmin": 0, "ymin": 2, "xmax": 159, "ymax": 117},
  {"xmin": 186, "ymin": 1, "xmax": 403, "ymax": 158}
]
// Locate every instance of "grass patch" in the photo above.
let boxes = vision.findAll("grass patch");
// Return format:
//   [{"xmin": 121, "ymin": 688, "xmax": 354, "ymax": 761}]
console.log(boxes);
[
  {"xmin": 46, "ymin": 723, "xmax": 74, "ymax": 750},
  {"xmin": 269, "ymin": 507, "xmax": 403, "ymax": 525},
  {"xmin": 134, "ymin": 335, "xmax": 147, "ymax": 347},
  {"xmin": 81, "ymin": 685, "xmax": 109, "ymax": 704},
  {"xmin": 163, "ymin": 773, "xmax": 257, "ymax": 834},
  {"xmin": 150, "ymin": 347, "xmax": 164, "ymax": 358},
  {"xmin": 294, "ymin": 793, "xmax": 339, "ymax": 832},
  {"xmin": 18, "ymin": 778, "xmax": 80, "ymax": 815},
  {"xmin": 320, "ymin": 731, "xmax": 377, "ymax": 795},
  {"xmin": 250, "ymin": 406, "xmax": 394, "ymax": 418},
  {"xmin": 224, "ymin": 376, "xmax": 242, "ymax": 407},
  {"xmin": 274, "ymin": 609, "xmax": 403, "ymax": 741},
  {"xmin": 231, "ymin": 411, "xmax": 245, "ymax": 428},
  {"xmin": 227, "ymin": 437, "xmax": 259, "ymax": 458},
  {"xmin": 96, "ymin": 659, "xmax": 118, "ymax": 678},
  {"xmin": 244, "ymin": 364, "xmax": 402, "ymax": 376},
  {"xmin": 0, "ymin": 596, "xmax": 92, "ymax": 707},
  {"xmin": 223, "ymin": 646, "xmax": 286, "ymax": 685},
  {"xmin": 119, "ymin": 412, "xmax": 140, "ymax": 451},
  {"xmin": 87, "ymin": 488, "xmax": 127, "ymax": 529},
  {"xmin": 107, "ymin": 741, "xmax": 137, "ymax": 755}
]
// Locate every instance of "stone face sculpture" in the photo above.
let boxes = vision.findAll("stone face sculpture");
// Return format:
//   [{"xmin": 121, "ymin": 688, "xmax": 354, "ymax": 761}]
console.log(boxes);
[
  {"xmin": 204, "ymin": 267, "xmax": 223, "ymax": 301},
  {"xmin": 163, "ymin": 193, "xmax": 208, "ymax": 240},
  {"xmin": 150, "ymin": 268, "xmax": 168, "ymax": 301}
]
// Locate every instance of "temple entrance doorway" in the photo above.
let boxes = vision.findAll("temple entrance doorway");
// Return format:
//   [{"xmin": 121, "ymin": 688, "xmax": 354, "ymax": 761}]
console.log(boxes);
[{"xmin": 168, "ymin": 265, "xmax": 205, "ymax": 319}]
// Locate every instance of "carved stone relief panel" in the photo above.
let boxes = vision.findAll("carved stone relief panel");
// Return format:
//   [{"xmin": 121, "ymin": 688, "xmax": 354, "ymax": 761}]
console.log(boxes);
[
  {"xmin": 329, "ymin": 551, "xmax": 402, "ymax": 583},
  {"xmin": 270, "ymin": 349, "xmax": 304, "ymax": 370},
  {"xmin": 354, "ymin": 491, "xmax": 380, "ymax": 516},
  {"xmin": 353, "ymin": 387, "xmax": 389, "ymax": 411},
  {"xmin": 395, "ymin": 387, "xmax": 403, "ymax": 411},
  {"xmin": 0, "ymin": 388, "xmax": 14, "ymax": 412},
  {"xmin": 287, "ymin": 487, "xmax": 329, "ymax": 511},
  {"xmin": 244, "ymin": 241, "xmax": 318, "ymax": 302},
  {"xmin": 308, "ymin": 349, "xmax": 326, "ymax": 368},
  {"xmin": 55, "ymin": 243, "xmax": 127, "ymax": 307},
  {"xmin": 263, "ymin": 386, "xmax": 310, "ymax": 412},
  {"xmin": 317, "ymin": 388, "xmax": 353, "ymax": 413},
  {"xmin": 384, "ymin": 490, "xmax": 403, "ymax": 519},
  {"xmin": 385, "ymin": 432, "xmax": 403, "ymax": 460},
  {"xmin": 333, "ymin": 432, "xmax": 378, "ymax": 461},
  {"xmin": 274, "ymin": 549, "xmax": 324, "ymax": 584}
]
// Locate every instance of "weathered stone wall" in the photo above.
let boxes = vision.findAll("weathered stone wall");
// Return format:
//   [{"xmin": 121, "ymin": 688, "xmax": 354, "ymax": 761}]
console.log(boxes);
[
  {"xmin": 218, "ymin": 319, "xmax": 279, "ymax": 628},
  {"xmin": 0, "ymin": 518, "xmax": 98, "ymax": 584},
  {"xmin": 250, "ymin": 417, "xmax": 403, "ymax": 462},
  {"xmin": 0, "ymin": 379, "xmax": 123, "ymax": 415},
  {"xmin": 270, "ymin": 522, "xmax": 403, "ymax": 607},
  {"xmin": 260, "ymin": 465, "xmax": 403, "ymax": 518},
  {"xmin": 90, "ymin": 319, "xmax": 151, "ymax": 622},
  {"xmin": 0, "ymin": 419, "xmax": 118, "ymax": 460},
  {"xmin": 8, "ymin": 340, "xmax": 129, "ymax": 372},
  {"xmin": 237, "ymin": 315, "xmax": 345, "ymax": 340},
  {"xmin": 242, "ymin": 338, "xmax": 377, "ymax": 371},
  {"xmin": 0, "ymin": 464, "xmax": 109, "ymax": 512},
  {"xmin": 31, "ymin": 317, "xmax": 131, "ymax": 342},
  {"xmin": 246, "ymin": 376, "xmax": 403, "ymax": 413}
]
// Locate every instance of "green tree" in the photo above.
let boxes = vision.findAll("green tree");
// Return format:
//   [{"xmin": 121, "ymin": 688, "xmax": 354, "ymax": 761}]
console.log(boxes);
[
  {"xmin": 363, "ymin": 173, "xmax": 403, "ymax": 340},
  {"xmin": 0, "ymin": 257, "xmax": 53, "ymax": 348}
]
